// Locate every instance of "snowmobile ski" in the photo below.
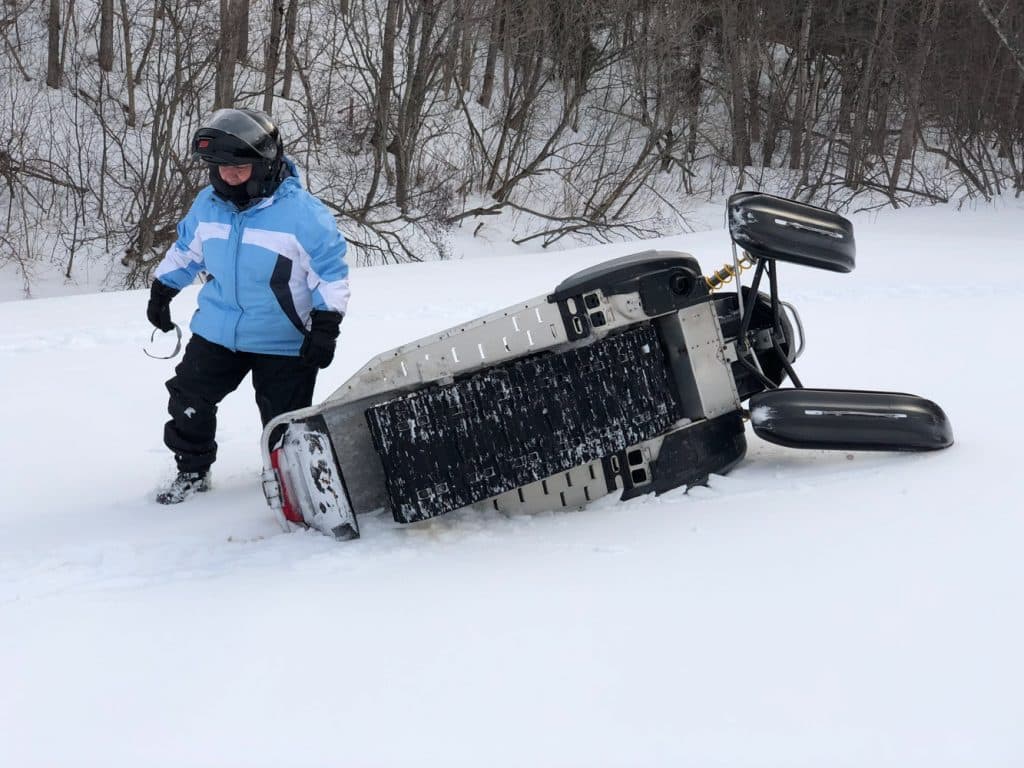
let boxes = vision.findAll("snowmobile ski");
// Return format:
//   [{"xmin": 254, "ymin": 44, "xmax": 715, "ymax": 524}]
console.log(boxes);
[{"xmin": 749, "ymin": 388, "xmax": 954, "ymax": 451}]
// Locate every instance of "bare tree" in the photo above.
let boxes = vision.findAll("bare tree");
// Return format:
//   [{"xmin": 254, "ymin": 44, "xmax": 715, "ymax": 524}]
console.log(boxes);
[
  {"xmin": 720, "ymin": 0, "xmax": 752, "ymax": 168},
  {"xmin": 236, "ymin": 0, "xmax": 250, "ymax": 61},
  {"xmin": 98, "ymin": 0, "xmax": 114, "ymax": 71},
  {"xmin": 888, "ymin": 0, "xmax": 944, "ymax": 203},
  {"xmin": 846, "ymin": 0, "xmax": 894, "ymax": 187},
  {"xmin": 977, "ymin": 0, "xmax": 1024, "ymax": 77},
  {"xmin": 119, "ymin": 0, "xmax": 136, "ymax": 125},
  {"xmin": 281, "ymin": 0, "xmax": 298, "ymax": 99},
  {"xmin": 214, "ymin": 0, "xmax": 241, "ymax": 108},
  {"xmin": 6, "ymin": 0, "xmax": 1024, "ymax": 285},
  {"xmin": 262, "ymin": 0, "xmax": 285, "ymax": 113},
  {"xmin": 789, "ymin": 0, "xmax": 814, "ymax": 170},
  {"xmin": 46, "ymin": 0, "xmax": 61, "ymax": 88},
  {"xmin": 478, "ymin": 2, "xmax": 502, "ymax": 108}
]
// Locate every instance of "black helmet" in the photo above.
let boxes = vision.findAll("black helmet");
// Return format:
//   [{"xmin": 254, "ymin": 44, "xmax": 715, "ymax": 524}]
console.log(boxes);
[{"xmin": 191, "ymin": 108, "xmax": 283, "ymax": 165}]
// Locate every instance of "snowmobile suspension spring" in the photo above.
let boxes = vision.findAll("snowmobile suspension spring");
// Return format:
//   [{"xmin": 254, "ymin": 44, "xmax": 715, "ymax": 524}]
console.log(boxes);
[{"xmin": 705, "ymin": 253, "xmax": 756, "ymax": 291}]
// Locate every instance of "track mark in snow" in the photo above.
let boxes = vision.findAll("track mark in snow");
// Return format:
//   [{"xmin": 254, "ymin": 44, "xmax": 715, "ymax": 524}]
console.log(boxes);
[
  {"xmin": 0, "ymin": 530, "xmax": 328, "ymax": 604},
  {"xmin": 0, "ymin": 327, "xmax": 153, "ymax": 354}
]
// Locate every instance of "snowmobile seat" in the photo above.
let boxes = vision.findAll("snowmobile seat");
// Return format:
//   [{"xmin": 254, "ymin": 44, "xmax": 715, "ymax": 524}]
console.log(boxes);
[
  {"xmin": 549, "ymin": 250, "xmax": 706, "ymax": 319},
  {"xmin": 727, "ymin": 192, "xmax": 855, "ymax": 273}
]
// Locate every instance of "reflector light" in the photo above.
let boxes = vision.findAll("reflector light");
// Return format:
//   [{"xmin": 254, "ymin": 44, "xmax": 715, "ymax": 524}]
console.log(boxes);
[{"xmin": 270, "ymin": 448, "xmax": 303, "ymax": 524}]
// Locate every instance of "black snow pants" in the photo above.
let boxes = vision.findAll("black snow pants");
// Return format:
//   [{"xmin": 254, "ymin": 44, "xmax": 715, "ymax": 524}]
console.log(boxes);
[{"xmin": 165, "ymin": 334, "xmax": 318, "ymax": 474}]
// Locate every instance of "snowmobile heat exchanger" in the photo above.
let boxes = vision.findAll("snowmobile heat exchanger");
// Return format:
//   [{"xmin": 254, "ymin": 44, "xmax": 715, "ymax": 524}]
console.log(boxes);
[{"xmin": 260, "ymin": 192, "xmax": 954, "ymax": 540}]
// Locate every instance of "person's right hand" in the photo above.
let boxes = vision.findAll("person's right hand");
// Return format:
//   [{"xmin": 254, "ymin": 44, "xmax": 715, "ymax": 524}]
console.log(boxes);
[
  {"xmin": 301, "ymin": 310, "xmax": 344, "ymax": 368},
  {"xmin": 147, "ymin": 280, "xmax": 180, "ymax": 333}
]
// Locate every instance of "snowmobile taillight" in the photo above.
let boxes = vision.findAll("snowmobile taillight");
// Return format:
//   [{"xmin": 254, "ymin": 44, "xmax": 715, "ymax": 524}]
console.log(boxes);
[{"xmin": 269, "ymin": 448, "xmax": 303, "ymax": 524}]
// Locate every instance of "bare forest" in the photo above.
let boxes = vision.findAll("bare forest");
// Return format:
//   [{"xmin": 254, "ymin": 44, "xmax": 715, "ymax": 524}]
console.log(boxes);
[{"xmin": 1, "ymin": 0, "xmax": 1022, "ymax": 290}]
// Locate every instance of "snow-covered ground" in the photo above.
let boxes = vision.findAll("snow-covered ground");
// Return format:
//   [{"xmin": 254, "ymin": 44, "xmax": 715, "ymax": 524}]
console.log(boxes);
[{"xmin": 1, "ymin": 198, "xmax": 1022, "ymax": 767}]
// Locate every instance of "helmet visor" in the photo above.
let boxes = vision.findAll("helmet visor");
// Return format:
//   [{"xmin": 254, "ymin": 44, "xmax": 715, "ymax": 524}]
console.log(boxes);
[{"xmin": 192, "ymin": 109, "xmax": 280, "ymax": 165}]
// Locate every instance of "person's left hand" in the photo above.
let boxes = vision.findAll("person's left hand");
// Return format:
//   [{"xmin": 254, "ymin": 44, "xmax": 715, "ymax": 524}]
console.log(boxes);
[{"xmin": 301, "ymin": 310, "xmax": 343, "ymax": 368}]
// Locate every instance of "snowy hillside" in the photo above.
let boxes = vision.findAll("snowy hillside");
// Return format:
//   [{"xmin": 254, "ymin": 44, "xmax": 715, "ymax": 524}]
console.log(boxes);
[{"xmin": 1, "ymin": 199, "xmax": 1022, "ymax": 767}]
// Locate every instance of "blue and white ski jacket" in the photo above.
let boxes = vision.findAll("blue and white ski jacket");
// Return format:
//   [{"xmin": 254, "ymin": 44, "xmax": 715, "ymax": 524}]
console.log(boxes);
[{"xmin": 154, "ymin": 159, "xmax": 350, "ymax": 356}]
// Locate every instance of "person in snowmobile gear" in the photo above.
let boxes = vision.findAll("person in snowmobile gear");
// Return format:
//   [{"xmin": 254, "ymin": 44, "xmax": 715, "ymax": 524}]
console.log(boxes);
[{"xmin": 148, "ymin": 108, "xmax": 350, "ymax": 505}]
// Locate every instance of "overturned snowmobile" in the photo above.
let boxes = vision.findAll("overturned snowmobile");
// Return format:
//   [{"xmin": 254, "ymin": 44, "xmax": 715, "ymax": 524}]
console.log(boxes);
[{"xmin": 260, "ymin": 192, "xmax": 953, "ymax": 540}]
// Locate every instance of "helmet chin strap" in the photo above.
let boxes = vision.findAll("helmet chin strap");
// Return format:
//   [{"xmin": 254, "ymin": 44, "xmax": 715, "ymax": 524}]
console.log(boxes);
[
  {"xmin": 244, "ymin": 174, "xmax": 263, "ymax": 199},
  {"xmin": 257, "ymin": 155, "xmax": 287, "ymax": 196}
]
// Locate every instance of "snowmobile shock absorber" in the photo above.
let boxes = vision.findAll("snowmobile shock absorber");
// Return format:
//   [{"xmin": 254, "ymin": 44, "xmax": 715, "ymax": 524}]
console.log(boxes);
[{"xmin": 705, "ymin": 253, "xmax": 756, "ymax": 291}]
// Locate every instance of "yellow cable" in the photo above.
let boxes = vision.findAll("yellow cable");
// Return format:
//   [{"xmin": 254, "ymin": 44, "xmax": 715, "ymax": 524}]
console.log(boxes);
[{"xmin": 705, "ymin": 253, "xmax": 756, "ymax": 291}]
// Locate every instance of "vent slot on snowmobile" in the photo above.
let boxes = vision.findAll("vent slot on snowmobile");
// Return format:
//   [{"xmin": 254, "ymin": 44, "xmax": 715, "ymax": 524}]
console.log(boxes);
[{"xmin": 728, "ymin": 192, "xmax": 855, "ymax": 273}]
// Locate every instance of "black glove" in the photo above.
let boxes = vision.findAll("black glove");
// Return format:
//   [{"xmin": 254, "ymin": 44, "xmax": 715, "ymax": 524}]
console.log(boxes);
[
  {"xmin": 301, "ymin": 309, "xmax": 343, "ymax": 369},
  {"xmin": 147, "ymin": 280, "xmax": 180, "ymax": 333}
]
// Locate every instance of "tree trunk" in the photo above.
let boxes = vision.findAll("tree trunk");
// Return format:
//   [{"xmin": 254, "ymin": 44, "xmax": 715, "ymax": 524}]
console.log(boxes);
[
  {"xmin": 800, "ymin": 53, "xmax": 822, "ymax": 186},
  {"xmin": 868, "ymin": 3, "xmax": 897, "ymax": 158},
  {"xmin": 393, "ymin": 1, "xmax": 441, "ymax": 211},
  {"xmin": 46, "ymin": 0, "xmax": 61, "ymax": 88},
  {"xmin": 119, "ymin": 0, "xmax": 135, "ymax": 126},
  {"xmin": 98, "ymin": 0, "xmax": 114, "ymax": 72},
  {"xmin": 869, "ymin": 75, "xmax": 892, "ymax": 156},
  {"xmin": 888, "ymin": 0, "xmax": 944, "ymax": 202},
  {"xmin": 747, "ymin": 37, "xmax": 762, "ymax": 145},
  {"xmin": 846, "ymin": 0, "xmax": 890, "ymax": 186},
  {"xmin": 478, "ymin": 4, "xmax": 502, "ymax": 108},
  {"xmin": 685, "ymin": 29, "xmax": 706, "ymax": 165},
  {"xmin": 789, "ymin": 0, "xmax": 814, "ymax": 170},
  {"xmin": 262, "ymin": 0, "xmax": 285, "ymax": 113},
  {"xmin": 729, "ymin": 60, "xmax": 752, "ymax": 167},
  {"xmin": 362, "ymin": 0, "xmax": 400, "ymax": 215},
  {"xmin": 458, "ymin": 0, "xmax": 472, "ymax": 92},
  {"xmin": 214, "ymin": 0, "xmax": 239, "ymax": 108},
  {"xmin": 134, "ymin": 0, "xmax": 161, "ymax": 85},
  {"xmin": 1002, "ymin": 81, "xmax": 1022, "ymax": 159},
  {"xmin": 236, "ymin": 0, "xmax": 250, "ymax": 62},
  {"xmin": 721, "ymin": 0, "xmax": 752, "ymax": 168},
  {"xmin": 281, "ymin": 0, "xmax": 298, "ymax": 100}
]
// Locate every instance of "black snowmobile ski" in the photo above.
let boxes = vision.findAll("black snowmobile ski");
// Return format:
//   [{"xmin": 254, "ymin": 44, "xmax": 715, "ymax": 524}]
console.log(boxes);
[{"xmin": 749, "ymin": 388, "xmax": 953, "ymax": 451}]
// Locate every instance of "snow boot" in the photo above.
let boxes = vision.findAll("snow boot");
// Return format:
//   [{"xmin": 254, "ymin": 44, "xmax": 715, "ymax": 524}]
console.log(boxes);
[{"xmin": 156, "ymin": 471, "xmax": 211, "ymax": 505}]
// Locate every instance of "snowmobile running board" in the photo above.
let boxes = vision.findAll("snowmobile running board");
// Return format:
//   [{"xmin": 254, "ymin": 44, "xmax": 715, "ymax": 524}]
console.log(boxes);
[{"xmin": 260, "ymin": 192, "xmax": 954, "ymax": 540}]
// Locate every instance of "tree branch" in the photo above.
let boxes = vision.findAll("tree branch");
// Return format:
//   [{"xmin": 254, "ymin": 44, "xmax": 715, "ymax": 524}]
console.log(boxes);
[{"xmin": 977, "ymin": 0, "xmax": 1024, "ymax": 77}]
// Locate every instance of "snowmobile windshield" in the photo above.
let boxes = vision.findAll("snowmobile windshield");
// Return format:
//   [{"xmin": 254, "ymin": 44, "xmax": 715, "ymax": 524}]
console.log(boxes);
[{"xmin": 192, "ymin": 109, "xmax": 281, "ymax": 165}]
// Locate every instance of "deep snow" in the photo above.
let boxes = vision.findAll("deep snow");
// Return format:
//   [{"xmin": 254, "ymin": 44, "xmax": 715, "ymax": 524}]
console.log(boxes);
[{"xmin": 1, "ymin": 198, "xmax": 1022, "ymax": 767}]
